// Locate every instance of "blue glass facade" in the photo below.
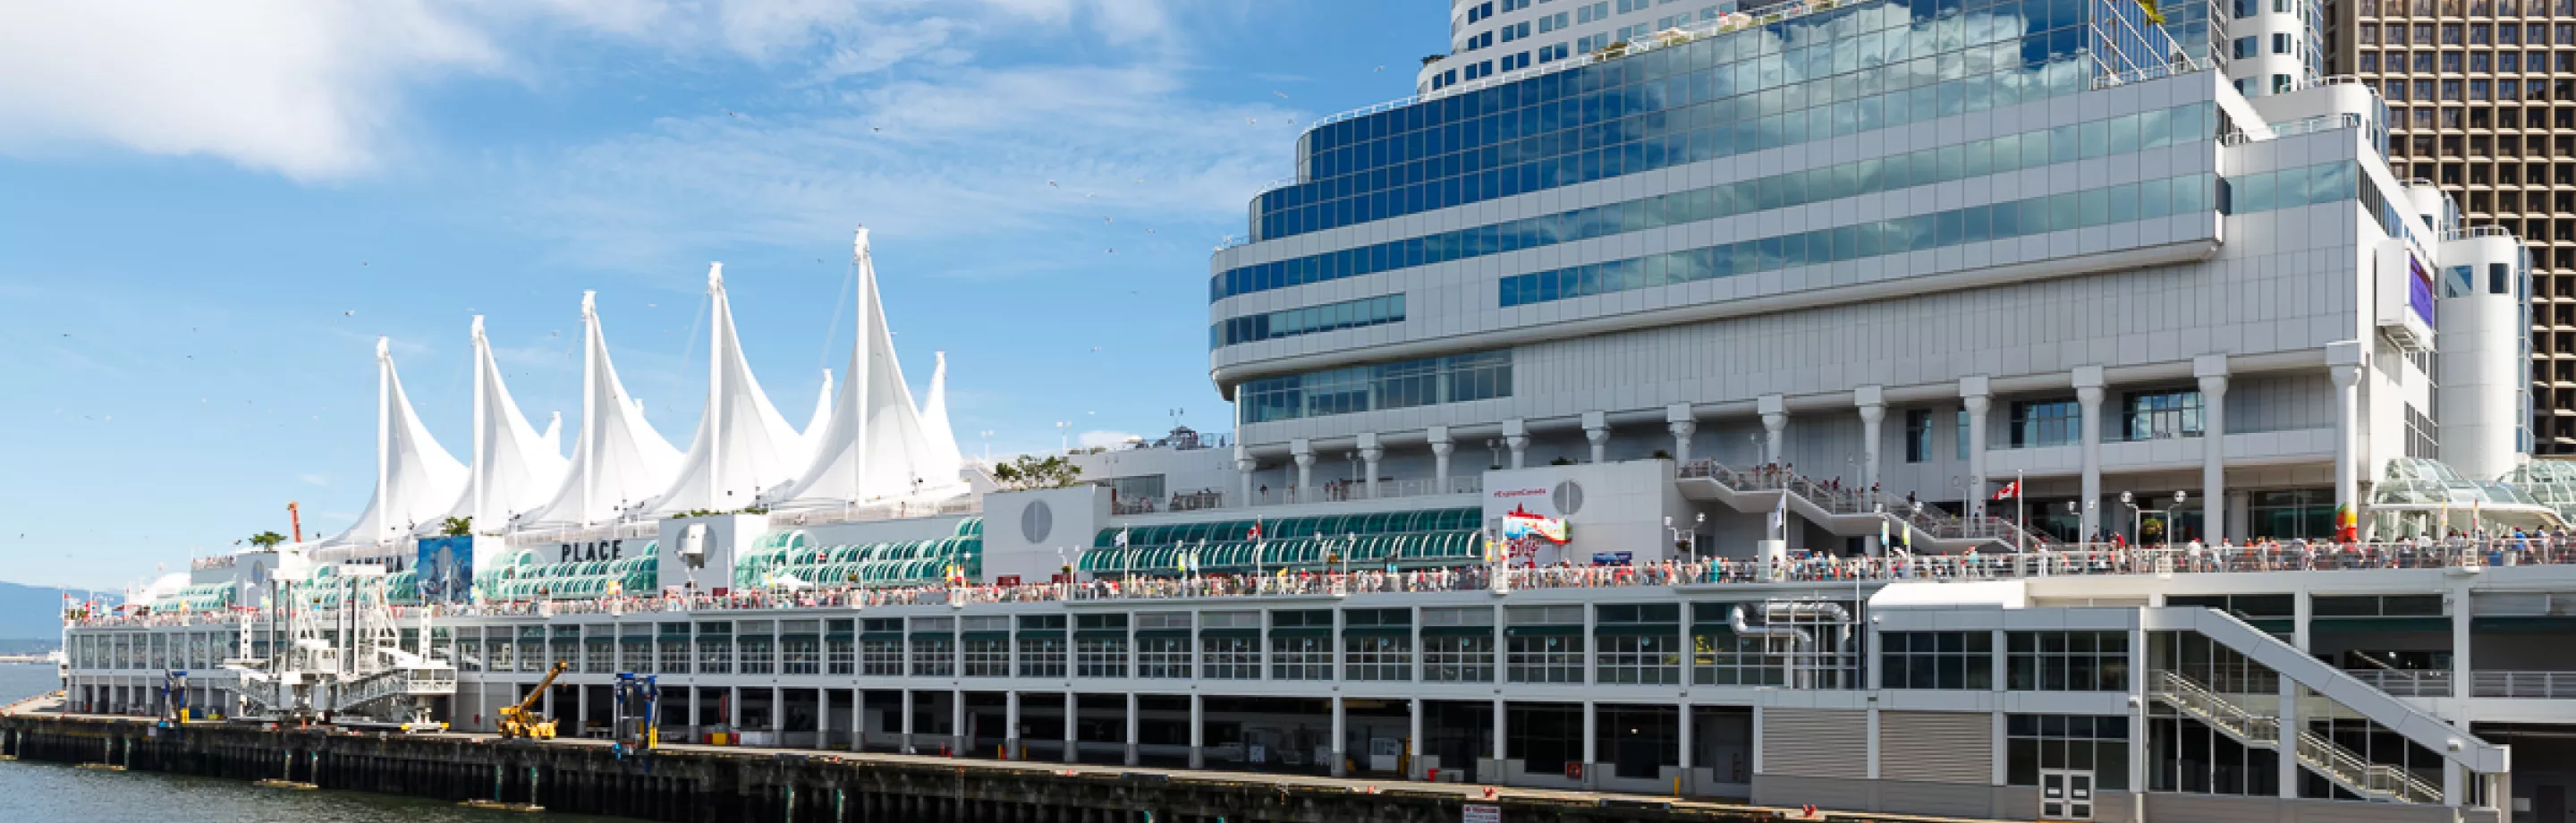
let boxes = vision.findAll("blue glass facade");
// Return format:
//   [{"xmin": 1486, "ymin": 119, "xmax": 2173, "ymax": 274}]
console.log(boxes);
[
  {"xmin": 1211, "ymin": 294, "xmax": 1407, "ymax": 349},
  {"xmin": 1241, "ymin": 351, "xmax": 1513, "ymax": 424},
  {"xmin": 1251, "ymin": 0, "xmax": 2105, "ymax": 245},
  {"xmin": 1500, "ymin": 172, "xmax": 2219, "ymax": 307},
  {"xmin": 1213, "ymin": 103, "xmax": 2214, "ymax": 308}
]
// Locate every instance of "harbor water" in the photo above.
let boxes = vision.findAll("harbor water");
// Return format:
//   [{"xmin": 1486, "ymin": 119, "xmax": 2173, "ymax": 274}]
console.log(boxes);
[{"xmin": 0, "ymin": 665, "xmax": 615, "ymax": 822}]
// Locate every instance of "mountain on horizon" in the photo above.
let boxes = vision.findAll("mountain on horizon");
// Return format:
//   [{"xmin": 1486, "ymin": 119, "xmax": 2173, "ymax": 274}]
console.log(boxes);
[{"xmin": 0, "ymin": 581, "xmax": 120, "ymax": 647}]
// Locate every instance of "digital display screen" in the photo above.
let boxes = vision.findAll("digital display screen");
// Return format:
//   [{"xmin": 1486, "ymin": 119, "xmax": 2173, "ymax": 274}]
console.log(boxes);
[{"xmin": 2410, "ymin": 256, "xmax": 2436, "ymax": 329}]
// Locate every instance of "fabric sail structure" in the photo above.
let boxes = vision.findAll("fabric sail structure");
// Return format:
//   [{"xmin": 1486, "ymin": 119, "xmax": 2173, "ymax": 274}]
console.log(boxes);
[
  {"xmin": 521, "ymin": 292, "xmax": 682, "ymax": 528},
  {"xmin": 650, "ymin": 264, "xmax": 811, "ymax": 515},
  {"xmin": 772, "ymin": 227, "xmax": 967, "ymax": 507},
  {"xmin": 919, "ymin": 352, "xmax": 967, "ymax": 486},
  {"xmin": 802, "ymin": 368, "xmax": 835, "ymax": 461},
  {"xmin": 325, "ymin": 337, "xmax": 469, "ymax": 552},
  {"xmin": 420, "ymin": 316, "xmax": 570, "ymax": 536}
]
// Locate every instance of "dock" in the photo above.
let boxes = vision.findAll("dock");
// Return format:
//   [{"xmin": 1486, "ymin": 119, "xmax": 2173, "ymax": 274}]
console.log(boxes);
[{"xmin": 0, "ymin": 701, "xmax": 2000, "ymax": 823}]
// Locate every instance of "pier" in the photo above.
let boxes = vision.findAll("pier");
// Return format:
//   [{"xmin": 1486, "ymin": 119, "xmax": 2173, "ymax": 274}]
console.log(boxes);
[{"xmin": 0, "ymin": 703, "xmax": 1988, "ymax": 823}]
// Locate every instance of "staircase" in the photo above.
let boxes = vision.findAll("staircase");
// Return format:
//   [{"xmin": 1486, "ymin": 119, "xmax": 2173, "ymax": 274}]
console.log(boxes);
[
  {"xmin": 1674, "ymin": 461, "xmax": 2048, "ymax": 551},
  {"xmin": 2148, "ymin": 670, "xmax": 2445, "ymax": 804}
]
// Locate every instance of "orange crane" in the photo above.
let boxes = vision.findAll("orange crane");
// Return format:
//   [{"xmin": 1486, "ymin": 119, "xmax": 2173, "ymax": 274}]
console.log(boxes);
[
  {"xmin": 288, "ymin": 501, "xmax": 303, "ymax": 543},
  {"xmin": 496, "ymin": 660, "xmax": 570, "ymax": 741}
]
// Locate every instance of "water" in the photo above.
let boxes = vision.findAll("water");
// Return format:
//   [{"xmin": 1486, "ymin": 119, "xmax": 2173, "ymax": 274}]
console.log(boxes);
[{"xmin": 0, "ymin": 666, "xmax": 615, "ymax": 822}]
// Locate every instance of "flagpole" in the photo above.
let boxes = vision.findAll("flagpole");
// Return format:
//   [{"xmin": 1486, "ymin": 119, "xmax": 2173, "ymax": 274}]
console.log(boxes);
[{"xmin": 2017, "ymin": 469, "xmax": 2028, "ymax": 553}]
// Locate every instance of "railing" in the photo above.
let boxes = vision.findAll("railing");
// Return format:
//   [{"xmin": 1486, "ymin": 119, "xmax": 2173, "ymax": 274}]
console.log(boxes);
[
  {"xmin": 2441, "ymin": 225, "xmax": 2518, "ymax": 242},
  {"xmin": 2295, "ymin": 731, "xmax": 2444, "ymax": 803},
  {"xmin": 767, "ymin": 497, "xmax": 981, "ymax": 528},
  {"xmin": 1677, "ymin": 459, "xmax": 2048, "ymax": 548},
  {"xmin": 2344, "ymin": 668, "xmax": 2453, "ymax": 697},
  {"xmin": 2223, "ymin": 113, "xmax": 2363, "ymax": 146},
  {"xmin": 505, "ymin": 521, "xmax": 662, "ymax": 548},
  {"xmin": 2152, "ymin": 670, "xmax": 2280, "ymax": 743},
  {"xmin": 2471, "ymin": 670, "xmax": 2576, "ymax": 699}
]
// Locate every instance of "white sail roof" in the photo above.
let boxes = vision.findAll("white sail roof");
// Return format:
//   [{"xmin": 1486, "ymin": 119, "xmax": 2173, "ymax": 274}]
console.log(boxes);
[
  {"xmin": 420, "ymin": 317, "xmax": 570, "ymax": 535},
  {"xmin": 519, "ymin": 293, "xmax": 682, "ymax": 529},
  {"xmin": 919, "ymin": 351, "xmax": 967, "ymax": 482},
  {"xmin": 771, "ymin": 227, "xmax": 969, "ymax": 506},
  {"xmin": 326, "ymin": 338, "xmax": 469, "ymax": 550},
  {"xmin": 650, "ymin": 264, "xmax": 811, "ymax": 515},
  {"xmin": 802, "ymin": 368, "xmax": 834, "ymax": 458}
]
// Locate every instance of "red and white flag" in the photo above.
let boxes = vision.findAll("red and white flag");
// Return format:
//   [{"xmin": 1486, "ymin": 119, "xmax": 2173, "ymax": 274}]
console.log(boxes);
[
  {"xmin": 1991, "ymin": 480, "xmax": 2021, "ymax": 500},
  {"xmin": 1249, "ymin": 519, "xmax": 1262, "ymax": 540}
]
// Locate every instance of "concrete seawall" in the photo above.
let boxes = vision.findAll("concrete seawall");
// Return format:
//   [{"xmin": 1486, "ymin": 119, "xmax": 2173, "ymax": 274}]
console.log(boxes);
[{"xmin": 0, "ymin": 709, "xmax": 1973, "ymax": 823}]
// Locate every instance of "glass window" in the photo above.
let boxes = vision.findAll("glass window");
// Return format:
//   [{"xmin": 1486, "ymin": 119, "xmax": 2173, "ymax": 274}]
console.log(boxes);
[
  {"xmin": 2006, "ymin": 715, "xmax": 2130, "ymax": 790},
  {"xmin": 1879, "ymin": 631, "xmax": 1995, "ymax": 690},
  {"xmin": 2006, "ymin": 631, "xmax": 2131, "ymax": 691},
  {"xmin": 2123, "ymin": 390, "xmax": 2204, "ymax": 440},
  {"xmin": 1906, "ymin": 409, "xmax": 1935, "ymax": 462},
  {"xmin": 2011, "ymin": 398, "xmax": 2080, "ymax": 447}
]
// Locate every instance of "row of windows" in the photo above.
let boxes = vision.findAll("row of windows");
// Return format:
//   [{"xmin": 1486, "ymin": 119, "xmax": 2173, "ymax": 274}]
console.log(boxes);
[
  {"xmin": 1497, "ymin": 173, "xmax": 2221, "ymax": 308},
  {"xmin": 1880, "ymin": 632, "xmax": 2133, "ymax": 691},
  {"xmin": 2360, "ymin": 21, "xmax": 2576, "ymax": 43},
  {"xmin": 2355, "ymin": 0, "xmax": 2573, "ymax": 16},
  {"xmin": 1216, "ymin": 102, "xmax": 2210, "ymax": 303},
  {"xmin": 1260, "ymin": 0, "xmax": 2103, "ymax": 243},
  {"xmin": 1211, "ymin": 294, "xmax": 1405, "ymax": 349},
  {"xmin": 2358, "ymin": 47, "xmax": 2576, "ymax": 74},
  {"xmin": 1899, "ymin": 389, "xmax": 2207, "ymax": 462},
  {"xmin": 1241, "ymin": 350, "xmax": 1513, "ymax": 424},
  {"xmin": 2222, "ymin": 160, "xmax": 2360, "ymax": 216},
  {"xmin": 2376, "ymin": 75, "xmax": 2576, "ymax": 104}
]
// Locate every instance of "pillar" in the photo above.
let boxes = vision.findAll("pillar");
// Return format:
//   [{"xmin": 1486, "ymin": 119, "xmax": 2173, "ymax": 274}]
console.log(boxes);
[
  {"xmin": 2197, "ymin": 354, "xmax": 2230, "ymax": 544},
  {"xmin": 1504, "ymin": 419, "xmax": 1529, "ymax": 469},
  {"xmin": 1407, "ymin": 698, "xmax": 1425, "ymax": 780},
  {"xmin": 2329, "ymin": 343, "xmax": 2366, "ymax": 530},
  {"xmin": 1358, "ymin": 432, "xmax": 1384, "ymax": 499},
  {"xmin": 1235, "ymin": 448, "xmax": 1256, "ymax": 506},
  {"xmin": 1491, "ymin": 697, "xmax": 1508, "ymax": 768},
  {"xmin": 1583, "ymin": 411, "xmax": 1610, "ymax": 464},
  {"xmin": 1758, "ymin": 395, "xmax": 1787, "ymax": 466},
  {"xmin": 2278, "ymin": 674, "xmax": 2300, "ymax": 798},
  {"xmin": 1004, "ymin": 691, "xmax": 1021, "ymax": 759},
  {"xmin": 577, "ymin": 684, "xmax": 589, "ymax": 738},
  {"xmin": 952, "ymin": 689, "xmax": 966, "ymax": 757},
  {"xmin": 1123, "ymin": 692, "xmax": 1140, "ymax": 767},
  {"xmin": 851, "ymin": 689, "xmax": 865, "ymax": 751},
  {"xmin": 1429, "ymin": 426, "xmax": 1455, "ymax": 490},
  {"xmin": 1677, "ymin": 702, "xmax": 1696, "ymax": 794},
  {"xmin": 2075, "ymin": 366, "xmax": 2106, "ymax": 542},
  {"xmin": 1579, "ymin": 700, "xmax": 1597, "ymax": 789},
  {"xmin": 728, "ymin": 686, "xmax": 741, "ymax": 729},
  {"xmin": 772, "ymin": 686, "xmax": 784, "ymax": 733},
  {"xmin": 2451, "ymin": 581, "xmax": 2473, "ymax": 700},
  {"xmin": 1666, "ymin": 403, "xmax": 1698, "ymax": 467},
  {"xmin": 1329, "ymin": 696, "xmax": 1348, "ymax": 777},
  {"xmin": 1292, "ymin": 439, "xmax": 1316, "ymax": 499},
  {"xmin": 1857, "ymin": 386, "xmax": 1885, "ymax": 493},
  {"xmin": 1188, "ymin": 693, "xmax": 1206, "ymax": 769},
  {"xmin": 899, "ymin": 689, "xmax": 914, "ymax": 753},
  {"xmin": 1963, "ymin": 376, "xmax": 1992, "ymax": 519},
  {"xmin": 1063, "ymin": 692, "xmax": 1079, "ymax": 764}
]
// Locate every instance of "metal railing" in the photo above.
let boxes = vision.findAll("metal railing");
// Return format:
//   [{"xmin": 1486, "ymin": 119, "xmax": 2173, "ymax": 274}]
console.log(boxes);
[
  {"xmin": 2223, "ymin": 113, "xmax": 2363, "ymax": 146},
  {"xmin": 2344, "ymin": 668, "xmax": 2453, "ymax": 697},
  {"xmin": 2471, "ymin": 670, "xmax": 2576, "ymax": 699},
  {"xmin": 767, "ymin": 497, "xmax": 981, "ymax": 529},
  {"xmin": 2295, "ymin": 730, "xmax": 2444, "ymax": 803},
  {"xmin": 1677, "ymin": 459, "xmax": 2048, "ymax": 547},
  {"xmin": 2152, "ymin": 670, "xmax": 2280, "ymax": 743}
]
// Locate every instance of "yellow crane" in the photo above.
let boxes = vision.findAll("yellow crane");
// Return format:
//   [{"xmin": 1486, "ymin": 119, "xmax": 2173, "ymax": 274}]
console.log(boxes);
[{"xmin": 496, "ymin": 660, "xmax": 569, "ymax": 741}]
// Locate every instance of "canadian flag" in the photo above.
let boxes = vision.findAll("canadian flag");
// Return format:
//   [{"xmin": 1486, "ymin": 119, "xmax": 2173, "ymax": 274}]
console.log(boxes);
[
  {"xmin": 1249, "ymin": 520, "xmax": 1262, "ymax": 540},
  {"xmin": 1991, "ymin": 480, "xmax": 2021, "ymax": 500}
]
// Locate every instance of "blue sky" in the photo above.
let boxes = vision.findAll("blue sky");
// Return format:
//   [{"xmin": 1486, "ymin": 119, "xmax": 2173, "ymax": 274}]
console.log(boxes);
[{"xmin": 0, "ymin": 1, "xmax": 1443, "ymax": 590}]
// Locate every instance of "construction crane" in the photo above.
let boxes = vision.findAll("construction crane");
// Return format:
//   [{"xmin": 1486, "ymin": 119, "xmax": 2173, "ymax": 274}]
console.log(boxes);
[
  {"xmin": 496, "ymin": 659, "xmax": 569, "ymax": 741},
  {"xmin": 610, "ymin": 673, "xmax": 659, "ymax": 758}
]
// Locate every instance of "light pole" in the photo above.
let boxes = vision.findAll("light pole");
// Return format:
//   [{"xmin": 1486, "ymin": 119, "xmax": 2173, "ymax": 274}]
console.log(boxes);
[
  {"xmin": 1055, "ymin": 421, "xmax": 1072, "ymax": 454},
  {"xmin": 979, "ymin": 429, "xmax": 995, "ymax": 463},
  {"xmin": 1665, "ymin": 513, "xmax": 1706, "ymax": 561},
  {"xmin": 2167, "ymin": 490, "xmax": 2189, "ymax": 547}
]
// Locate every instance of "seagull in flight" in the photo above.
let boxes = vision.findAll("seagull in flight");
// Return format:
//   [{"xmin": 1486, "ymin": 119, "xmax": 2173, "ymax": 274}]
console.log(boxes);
[{"xmin": 724, "ymin": 108, "xmax": 745, "ymax": 119}]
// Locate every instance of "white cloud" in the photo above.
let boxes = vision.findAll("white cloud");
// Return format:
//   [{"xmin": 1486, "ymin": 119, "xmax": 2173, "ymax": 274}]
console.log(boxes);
[
  {"xmin": 0, "ymin": 0, "xmax": 1192, "ymax": 181},
  {"xmin": 1078, "ymin": 429, "xmax": 1140, "ymax": 449}
]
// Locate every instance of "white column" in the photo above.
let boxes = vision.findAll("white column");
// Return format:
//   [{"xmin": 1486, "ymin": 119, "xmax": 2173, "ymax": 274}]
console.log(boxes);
[
  {"xmin": 2451, "ymin": 580, "xmax": 2473, "ymax": 702},
  {"xmin": 1004, "ymin": 691, "xmax": 1021, "ymax": 759},
  {"xmin": 1666, "ymin": 403, "xmax": 1698, "ymax": 466},
  {"xmin": 952, "ymin": 689, "xmax": 966, "ymax": 757},
  {"xmin": 2328, "ymin": 361, "xmax": 2360, "ymax": 536},
  {"xmin": 2278, "ymin": 675, "xmax": 2300, "ymax": 798},
  {"xmin": 1188, "ymin": 693, "xmax": 1206, "ymax": 769},
  {"xmin": 1677, "ymin": 702, "xmax": 1695, "ymax": 785},
  {"xmin": 2076, "ymin": 366, "xmax": 2106, "ymax": 542},
  {"xmin": 726, "ymin": 685, "xmax": 740, "ymax": 728},
  {"xmin": 1330, "ymin": 696, "xmax": 1348, "ymax": 777},
  {"xmin": 576, "ymin": 683, "xmax": 589, "ymax": 738},
  {"xmin": 850, "ymin": 689, "xmax": 863, "ymax": 751},
  {"xmin": 1063, "ymin": 691, "xmax": 1079, "ymax": 763},
  {"xmin": 1292, "ymin": 440, "xmax": 1316, "ymax": 500},
  {"xmin": 1429, "ymin": 426, "xmax": 1455, "ymax": 490},
  {"xmin": 2197, "ymin": 355, "xmax": 2231, "ymax": 544},
  {"xmin": 1963, "ymin": 376, "xmax": 1992, "ymax": 520},
  {"xmin": 1359, "ymin": 432, "xmax": 1384, "ymax": 499},
  {"xmin": 1758, "ymin": 395, "xmax": 1788, "ymax": 466},
  {"xmin": 1504, "ymin": 419, "xmax": 1530, "ymax": 469},
  {"xmin": 1491, "ymin": 697, "xmax": 1508, "ymax": 764},
  {"xmin": 1235, "ymin": 451, "xmax": 1256, "ymax": 506},
  {"xmin": 1123, "ymin": 691, "xmax": 1140, "ymax": 767},
  {"xmin": 1408, "ymin": 698, "xmax": 1425, "ymax": 780},
  {"xmin": 1857, "ymin": 386, "xmax": 1885, "ymax": 493},
  {"xmin": 1583, "ymin": 411, "xmax": 1610, "ymax": 464},
  {"xmin": 899, "ymin": 689, "xmax": 914, "ymax": 753}
]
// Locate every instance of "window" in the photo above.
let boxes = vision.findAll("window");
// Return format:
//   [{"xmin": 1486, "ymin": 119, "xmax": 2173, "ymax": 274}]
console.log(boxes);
[
  {"xmin": 2272, "ymin": 32, "xmax": 2293, "ymax": 54},
  {"xmin": 1241, "ymin": 350, "xmax": 1511, "ymax": 423},
  {"xmin": 1537, "ymin": 42, "xmax": 1570, "ymax": 63},
  {"xmin": 1957, "ymin": 407, "xmax": 1971, "ymax": 459},
  {"xmin": 1501, "ymin": 51, "xmax": 1531, "ymax": 72},
  {"xmin": 2123, "ymin": 390, "xmax": 2204, "ymax": 440},
  {"xmin": 1343, "ymin": 608, "xmax": 1412, "ymax": 681},
  {"xmin": 1593, "ymin": 604, "xmax": 1681, "ymax": 684},
  {"xmin": 1074, "ymin": 614, "xmax": 1129, "ymax": 678},
  {"xmin": 1017, "ymin": 615, "xmax": 1067, "ymax": 678},
  {"xmin": 1505, "ymin": 606, "xmax": 1586, "ymax": 683},
  {"xmin": 1270, "ymin": 609, "xmax": 1334, "ymax": 680},
  {"xmin": 963, "ymin": 636, "xmax": 1010, "ymax": 676},
  {"xmin": 695, "ymin": 622, "xmax": 732, "ymax": 675},
  {"xmin": 1905, "ymin": 409, "xmax": 1934, "ymax": 462},
  {"xmin": 2011, "ymin": 399, "xmax": 2080, "ymax": 447},
  {"xmin": 662, "ymin": 625, "xmax": 693, "ymax": 675},
  {"xmin": 2233, "ymin": 36, "xmax": 2258, "ymax": 59},
  {"xmin": 1199, "ymin": 611, "xmax": 1260, "ymax": 679},
  {"xmin": 2007, "ymin": 631, "xmax": 2131, "ymax": 691},
  {"xmin": 861, "ymin": 633, "xmax": 902, "ymax": 677},
  {"xmin": 2007, "ymin": 715, "xmax": 2131, "ymax": 790},
  {"xmin": 1137, "ymin": 636, "xmax": 1191, "ymax": 678},
  {"xmin": 1879, "ymin": 631, "xmax": 1994, "ymax": 690},
  {"xmin": 1423, "ymin": 607, "xmax": 1496, "ymax": 682}
]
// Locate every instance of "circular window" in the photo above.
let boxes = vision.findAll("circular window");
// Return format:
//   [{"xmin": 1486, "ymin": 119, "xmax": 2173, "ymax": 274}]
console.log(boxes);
[
  {"xmin": 1551, "ymin": 480, "xmax": 1586, "ymax": 516},
  {"xmin": 1021, "ymin": 500, "xmax": 1055, "ymax": 543}
]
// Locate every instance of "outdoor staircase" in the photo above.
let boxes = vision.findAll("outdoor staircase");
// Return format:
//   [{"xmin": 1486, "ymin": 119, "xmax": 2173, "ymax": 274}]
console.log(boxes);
[
  {"xmin": 2148, "ymin": 670, "xmax": 2445, "ymax": 804},
  {"xmin": 1675, "ymin": 461, "xmax": 2048, "ymax": 551}
]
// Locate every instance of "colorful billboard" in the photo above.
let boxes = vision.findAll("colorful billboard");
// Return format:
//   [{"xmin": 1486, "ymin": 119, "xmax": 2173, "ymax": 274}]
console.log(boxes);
[
  {"xmin": 2410, "ymin": 255, "xmax": 2436, "ymax": 329},
  {"xmin": 415, "ymin": 536, "xmax": 474, "ymax": 604}
]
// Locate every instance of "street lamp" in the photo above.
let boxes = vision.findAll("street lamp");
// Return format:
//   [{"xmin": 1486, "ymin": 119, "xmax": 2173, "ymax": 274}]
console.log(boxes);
[
  {"xmin": 1055, "ymin": 421, "xmax": 1072, "ymax": 454},
  {"xmin": 2120, "ymin": 491, "xmax": 2140, "ymax": 545},
  {"xmin": 2167, "ymin": 490, "xmax": 2189, "ymax": 546},
  {"xmin": 1665, "ymin": 513, "xmax": 1706, "ymax": 561}
]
